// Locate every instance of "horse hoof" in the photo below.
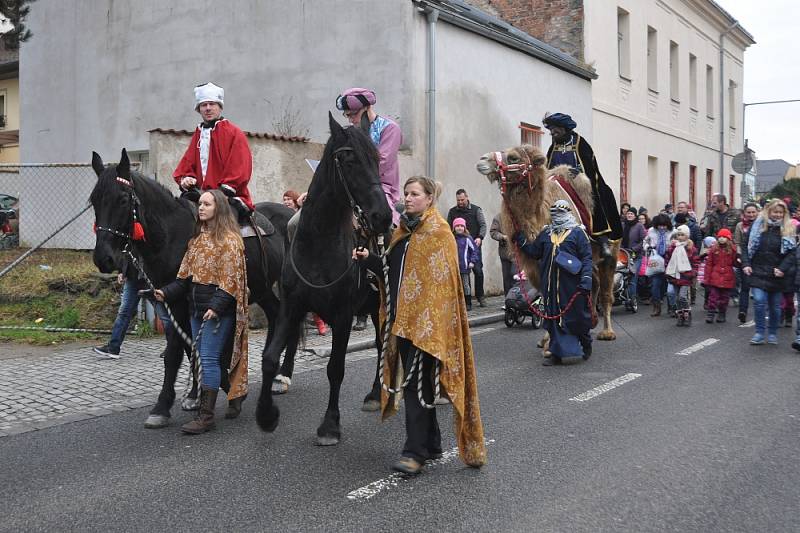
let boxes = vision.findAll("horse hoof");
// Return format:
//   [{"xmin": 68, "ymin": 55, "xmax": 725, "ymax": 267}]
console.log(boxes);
[
  {"xmin": 597, "ymin": 330, "xmax": 616, "ymax": 341},
  {"xmin": 361, "ymin": 399, "xmax": 380, "ymax": 412},
  {"xmin": 316, "ymin": 435, "xmax": 340, "ymax": 446},
  {"xmin": 181, "ymin": 397, "xmax": 200, "ymax": 411},
  {"xmin": 144, "ymin": 414, "xmax": 170, "ymax": 429},
  {"xmin": 255, "ymin": 403, "xmax": 280, "ymax": 433},
  {"xmin": 271, "ymin": 375, "xmax": 291, "ymax": 395}
]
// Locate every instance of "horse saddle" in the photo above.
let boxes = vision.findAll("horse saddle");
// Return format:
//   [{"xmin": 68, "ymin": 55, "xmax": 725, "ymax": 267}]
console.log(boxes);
[{"xmin": 242, "ymin": 211, "xmax": 275, "ymax": 238}]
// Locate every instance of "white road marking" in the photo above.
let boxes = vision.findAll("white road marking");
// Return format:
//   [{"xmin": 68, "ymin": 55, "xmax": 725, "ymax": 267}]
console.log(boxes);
[
  {"xmin": 470, "ymin": 326, "xmax": 498, "ymax": 336},
  {"xmin": 738, "ymin": 320, "xmax": 755, "ymax": 328},
  {"xmin": 346, "ymin": 439, "xmax": 496, "ymax": 501},
  {"xmin": 675, "ymin": 338, "xmax": 719, "ymax": 355},
  {"xmin": 569, "ymin": 373, "xmax": 642, "ymax": 402}
]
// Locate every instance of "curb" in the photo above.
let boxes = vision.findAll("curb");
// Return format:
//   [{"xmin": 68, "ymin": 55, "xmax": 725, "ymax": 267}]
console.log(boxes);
[{"xmin": 309, "ymin": 311, "xmax": 505, "ymax": 357}]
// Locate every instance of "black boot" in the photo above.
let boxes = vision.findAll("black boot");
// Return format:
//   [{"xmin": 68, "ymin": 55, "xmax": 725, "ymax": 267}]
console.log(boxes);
[
  {"xmin": 716, "ymin": 310, "xmax": 726, "ymax": 323},
  {"xmin": 685, "ymin": 309, "xmax": 692, "ymax": 327},
  {"xmin": 465, "ymin": 295, "xmax": 472, "ymax": 311},
  {"xmin": 676, "ymin": 310, "xmax": 686, "ymax": 327},
  {"xmin": 225, "ymin": 394, "xmax": 246, "ymax": 419},
  {"xmin": 706, "ymin": 310, "xmax": 715, "ymax": 323}
]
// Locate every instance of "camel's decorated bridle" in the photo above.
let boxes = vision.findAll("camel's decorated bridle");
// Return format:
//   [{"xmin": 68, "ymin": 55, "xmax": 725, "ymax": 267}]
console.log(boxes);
[{"xmin": 491, "ymin": 150, "xmax": 538, "ymax": 194}]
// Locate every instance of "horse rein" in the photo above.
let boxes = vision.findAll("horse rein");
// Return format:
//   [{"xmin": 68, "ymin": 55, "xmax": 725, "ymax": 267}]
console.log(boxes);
[{"xmin": 94, "ymin": 176, "xmax": 143, "ymax": 241}]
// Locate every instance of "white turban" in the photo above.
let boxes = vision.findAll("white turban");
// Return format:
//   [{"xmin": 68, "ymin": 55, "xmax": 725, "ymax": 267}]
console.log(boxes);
[{"xmin": 194, "ymin": 82, "xmax": 224, "ymax": 111}]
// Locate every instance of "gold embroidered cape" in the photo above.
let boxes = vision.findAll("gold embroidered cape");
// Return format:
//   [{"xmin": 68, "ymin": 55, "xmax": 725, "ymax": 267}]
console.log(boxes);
[
  {"xmin": 178, "ymin": 230, "xmax": 248, "ymax": 400},
  {"xmin": 380, "ymin": 206, "xmax": 487, "ymax": 467}
]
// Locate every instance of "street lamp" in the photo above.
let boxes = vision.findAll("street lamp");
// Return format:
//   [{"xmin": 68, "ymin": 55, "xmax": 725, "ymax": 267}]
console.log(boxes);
[{"xmin": 742, "ymin": 98, "xmax": 800, "ymax": 151}]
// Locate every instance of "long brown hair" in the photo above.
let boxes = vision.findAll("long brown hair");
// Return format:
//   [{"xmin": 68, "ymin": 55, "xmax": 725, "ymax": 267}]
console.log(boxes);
[{"xmin": 194, "ymin": 189, "xmax": 243, "ymax": 247}]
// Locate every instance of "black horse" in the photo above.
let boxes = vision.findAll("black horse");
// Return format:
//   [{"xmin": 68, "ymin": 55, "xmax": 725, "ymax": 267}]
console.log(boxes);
[
  {"xmin": 90, "ymin": 148, "xmax": 291, "ymax": 428},
  {"xmin": 256, "ymin": 113, "xmax": 392, "ymax": 445}
]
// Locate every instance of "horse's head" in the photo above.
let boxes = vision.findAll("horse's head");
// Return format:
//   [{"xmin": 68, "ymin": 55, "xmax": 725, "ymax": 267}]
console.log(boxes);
[
  {"xmin": 476, "ymin": 145, "xmax": 547, "ymax": 192},
  {"xmin": 313, "ymin": 112, "xmax": 392, "ymax": 234},
  {"xmin": 89, "ymin": 149, "xmax": 136, "ymax": 273}
]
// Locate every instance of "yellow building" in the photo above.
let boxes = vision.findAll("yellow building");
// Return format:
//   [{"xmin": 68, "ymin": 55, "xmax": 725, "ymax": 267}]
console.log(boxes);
[{"xmin": 0, "ymin": 40, "xmax": 19, "ymax": 163}]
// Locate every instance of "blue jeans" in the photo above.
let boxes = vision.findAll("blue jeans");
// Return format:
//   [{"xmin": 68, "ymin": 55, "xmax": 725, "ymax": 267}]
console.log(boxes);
[
  {"xmin": 108, "ymin": 280, "xmax": 173, "ymax": 354},
  {"xmin": 751, "ymin": 287, "xmax": 781, "ymax": 336},
  {"xmin": 738, "ymin": 270, "xmax": 751, "ymax": 316},
  {"xmin": 108, "ymin": 278, "xmax": 140, "ymax": 353},
  {"xmin": 190, "ymin": 314, "xmax": 234, "ymax": 390},
  {"xmin": 628, "ymin": 257, "xmax": 641, "ymax": 301},
  {"xmin": 650, "ymin": 273, "xmax": 666, "ymax": 304}
]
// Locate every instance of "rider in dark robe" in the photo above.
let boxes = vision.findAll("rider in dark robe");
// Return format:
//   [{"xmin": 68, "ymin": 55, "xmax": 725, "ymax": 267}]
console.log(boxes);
[
  {"xmin": 544, "ymin": 112, "xmax": 623, "ymax": 259},
  {"xmin": 514, "ymin": 200, "xmax": 593, "ymax": 365}
]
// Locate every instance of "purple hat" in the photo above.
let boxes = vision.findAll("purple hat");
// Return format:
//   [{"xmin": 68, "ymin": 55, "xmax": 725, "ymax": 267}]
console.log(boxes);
[{"xmin": 335, "ymin": 88, "xmax": 377, "ymax": 112}]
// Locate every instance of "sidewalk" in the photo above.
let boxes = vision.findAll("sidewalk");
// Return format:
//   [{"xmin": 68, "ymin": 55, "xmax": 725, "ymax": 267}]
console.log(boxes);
[{"xmin": 0, "ymin": 296, "xmax": 504, "ymax": 437}]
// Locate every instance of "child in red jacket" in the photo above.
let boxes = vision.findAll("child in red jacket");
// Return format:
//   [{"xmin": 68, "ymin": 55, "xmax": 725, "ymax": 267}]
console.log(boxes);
[
  {"xmin": 665, "ymin": 225, "xmax": 700, "ymax": 326},
  {"xmin": 703, "ymin": 228, "xmax": 738, "ymax": 323}
]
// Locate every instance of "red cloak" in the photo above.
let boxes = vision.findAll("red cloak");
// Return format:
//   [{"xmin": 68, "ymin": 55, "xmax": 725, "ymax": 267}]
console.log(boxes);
[{"xmin": 172, "ymin": 119, "xmax": 255, "ymax": 210}]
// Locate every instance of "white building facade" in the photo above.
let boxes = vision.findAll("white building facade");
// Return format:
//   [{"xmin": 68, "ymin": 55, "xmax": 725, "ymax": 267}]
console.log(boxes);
[{"xmin": 584, "ymin": 0, "xmax": 754, "ymax": 211}]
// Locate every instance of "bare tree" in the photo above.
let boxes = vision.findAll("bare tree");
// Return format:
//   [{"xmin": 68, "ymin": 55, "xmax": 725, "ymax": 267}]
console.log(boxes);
[
  {"xmin": 265, "ymin": 96, "xmax": 310, "ymax": 138},
  {"xmin": 0, "ymin": 0, "xmax": 36, "ymax": 50}
]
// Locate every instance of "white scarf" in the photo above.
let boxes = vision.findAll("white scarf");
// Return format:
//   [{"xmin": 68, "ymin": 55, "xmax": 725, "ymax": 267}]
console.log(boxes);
[{"xmin": 666, "ymin": 241, "xmax": 691, "ymax": 278}]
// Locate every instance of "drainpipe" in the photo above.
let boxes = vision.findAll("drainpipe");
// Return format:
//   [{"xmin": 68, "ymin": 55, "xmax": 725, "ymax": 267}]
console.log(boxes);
[
  {"xmin": 425, "ymin": 7, "xmax": 439, "ymax": 178},
  {"xmin": 719, "ymin": 21, "xmax": 739, "ymax": 193}
]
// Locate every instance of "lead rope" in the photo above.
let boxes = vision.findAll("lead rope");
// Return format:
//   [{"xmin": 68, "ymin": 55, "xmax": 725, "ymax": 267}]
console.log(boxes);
[
  {"xmin": 123, "ymin": 246, "xmax": 203, "ymax": 400},
  {"xmin": 376, "ymin": 234, "xmax": 442, "ymax": 407}
]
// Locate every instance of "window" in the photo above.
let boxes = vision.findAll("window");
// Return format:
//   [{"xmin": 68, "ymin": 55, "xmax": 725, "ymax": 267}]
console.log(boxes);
[
  {"xmin": 620, "ymin": 149, "xmax": 631, "ymax": 203},
  {"xmin": 617, "ymin": 8, "xmax": 631, "ymax": 79},
  {"xmin": 729, "ymin": 174, "xmax": 736, "ymax": 206},
  {"xmin": 669, "ymin": 41, "xmax": 679, "ymax": 102},
  {"xmin": 670, "ymin": 161, "xmax": 678, "ymax": 206},
  {"xmin": 706, "ymin": 65, "xmax": 714, "ymax": 117},
  {"xmin": 689, "ymin": 54, "xmax": 698, "ymax": 110},
  {"xmin": 728, "ymin": 80, "xmax": 737, "ymax": 128},
  {"xmin": 689, "ymin": 165, "xmax": 697, "ymax": 210},
  {"xmin": 706, "ymin": 169, "xmax": 714, "ymax": 205},
  {"xmin": 520, "ymin": 122, "xmax": 543, "ymax": 148},
  {"xmin": 647, "ymin": 26, "xmax": 658, "ymax": 92},
  {"xmin": 128, "ymin": 150, "xmax": 151, "ymax": 177}
]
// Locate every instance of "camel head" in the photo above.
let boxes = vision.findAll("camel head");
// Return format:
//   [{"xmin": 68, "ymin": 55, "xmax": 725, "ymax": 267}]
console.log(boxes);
[{"xmin": 476, "ymin": 145, "xmax": 547, "ymax": 191}]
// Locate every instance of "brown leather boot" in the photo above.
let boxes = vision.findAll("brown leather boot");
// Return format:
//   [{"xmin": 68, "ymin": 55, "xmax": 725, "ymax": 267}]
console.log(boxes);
[
  {"xmin": 650, "ymin": 302, "xmax": 662, "ymax": 317},
  {"xmin": 225, "ymin": 394, "xmax": 247, "ymax": 419},
  {"xmin": 181, "ymin": 387, "xmax": 217, "ymax": 434}
]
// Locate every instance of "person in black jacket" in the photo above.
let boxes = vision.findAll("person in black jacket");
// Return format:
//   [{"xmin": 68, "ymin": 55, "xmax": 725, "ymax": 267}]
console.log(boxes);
[
  {"xmin": 741, "ymin": 200, "xmax": 797, "ymax": 346},
  {"xmin": 447, "ymin": 189, "xmax": 487, "ymax": 306},
  {"xmin": 155, "ymin": 190, "xmax": 249, "ymax": 434}
]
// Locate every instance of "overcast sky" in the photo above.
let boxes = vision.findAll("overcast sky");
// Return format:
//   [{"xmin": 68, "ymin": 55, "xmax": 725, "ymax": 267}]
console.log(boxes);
[{"xmin": 718, "ymin": 0, "xmax": 800, "ymax": 165}]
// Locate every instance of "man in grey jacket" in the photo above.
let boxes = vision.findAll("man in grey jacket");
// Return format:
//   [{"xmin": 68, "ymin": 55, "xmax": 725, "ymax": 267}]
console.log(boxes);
[{"xmin": 448, "ymin": 189, "xmax": 487, "ymax": 306}]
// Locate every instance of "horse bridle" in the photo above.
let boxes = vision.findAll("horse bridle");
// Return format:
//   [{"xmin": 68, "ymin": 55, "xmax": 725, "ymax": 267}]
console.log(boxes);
[
  {"xmin": 94, "ymin": 176, "xmax": 142, "ymax": 244},
  {"xmin": 332, "ymin": 145, "xmax": 372, "ymax": 233},
  {"xmin": 288, "ymin": 145, "xmax": 378, "ymax": 290},
  {"xmin": 492, "ymin": 150, "xmax": 537, "ymax": 194}
]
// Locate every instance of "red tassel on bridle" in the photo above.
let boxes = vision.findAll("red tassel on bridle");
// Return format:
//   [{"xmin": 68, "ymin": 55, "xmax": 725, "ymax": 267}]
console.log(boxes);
[{"xmin": 132, "ymin": 221, "xmax": 145, "ymax": 241}]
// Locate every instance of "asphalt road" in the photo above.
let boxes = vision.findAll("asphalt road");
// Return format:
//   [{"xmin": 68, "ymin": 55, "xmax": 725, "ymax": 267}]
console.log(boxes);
[{"xmin": 2, "ymin": 308, "xmax": 800, "ymax": 532}]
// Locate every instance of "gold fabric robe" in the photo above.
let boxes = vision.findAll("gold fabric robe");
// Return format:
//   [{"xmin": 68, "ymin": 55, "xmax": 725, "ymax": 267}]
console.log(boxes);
[
  {"xmin": 380, "ymin": 206, "xmax": 487, "ymax": 467},
  {"xmin": 178, "ymin": 230, "xmax": 248, "ymax": 400}
]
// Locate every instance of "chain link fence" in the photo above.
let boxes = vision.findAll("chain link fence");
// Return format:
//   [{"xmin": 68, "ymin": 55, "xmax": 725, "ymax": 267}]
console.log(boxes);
[{"xmin": 0, "ymin": 163, "xmax": 103, "ymax": 250}]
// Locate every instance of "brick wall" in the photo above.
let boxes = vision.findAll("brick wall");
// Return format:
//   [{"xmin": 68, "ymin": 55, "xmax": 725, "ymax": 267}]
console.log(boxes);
[{"xmin": 464, "ymin": 0, "xmax": 585, "ymax": 61}]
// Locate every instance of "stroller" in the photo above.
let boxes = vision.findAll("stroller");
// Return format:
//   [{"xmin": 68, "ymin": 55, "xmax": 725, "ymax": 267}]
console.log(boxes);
[
  {"xmin": 613, "ymin": 248, "xmax": 638, "ymax": 312},
  {"xmin": 503, "ymin": 271, "xmax": 543, "ymax": 329}
]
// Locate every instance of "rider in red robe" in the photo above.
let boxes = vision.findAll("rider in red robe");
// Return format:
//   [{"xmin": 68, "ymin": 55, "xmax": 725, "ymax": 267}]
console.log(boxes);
[{"xmin": 173, "ymin": 82, "xmax": 254, "ymax": 215}]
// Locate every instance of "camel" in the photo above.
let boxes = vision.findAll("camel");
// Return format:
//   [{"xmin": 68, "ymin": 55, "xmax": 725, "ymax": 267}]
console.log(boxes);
[{"xmin": 476, "ymin": 144, "xmax": 618, "ymax": 347}]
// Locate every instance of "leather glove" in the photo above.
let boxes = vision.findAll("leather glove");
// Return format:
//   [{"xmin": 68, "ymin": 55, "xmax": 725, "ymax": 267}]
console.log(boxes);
[
  {"xmin": 180, "ymin": 188, "xmax": 200, "ymax": 203},
  {"xmin": 229, "ymin": 196, "xmax": 252, "ymax": 219},
  {"xmin": 219, "ymin": 184, "xmax": 237, "ymax": 198}
]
